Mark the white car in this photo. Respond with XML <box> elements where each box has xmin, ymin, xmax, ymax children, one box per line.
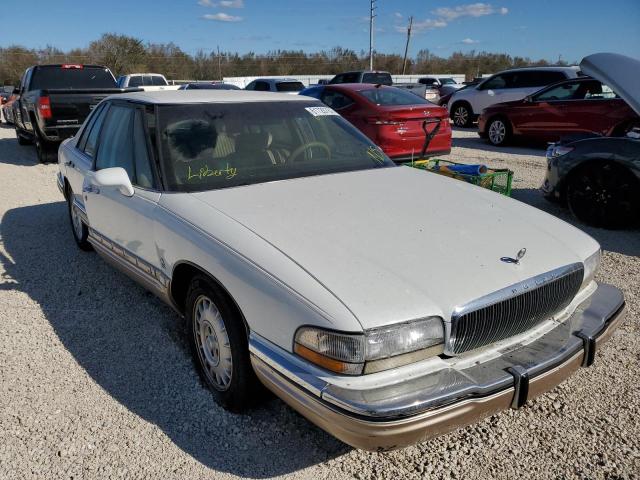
<box><xmin>116</xmin><ymin>73</ymin><xmax>180</xmax><ymax>92</ymax></box>
<box><xmin>57</xmin><ymin>90</ymin><xmax>625</xmax><ymax>451</ymax></box>
<box><xmin>244</xmin><ymin>78</ymin><xmax>305</xmax><ymax>94</ymax></box>
<box><xmin>448</xmin><ymin>66</ymin><xmax>580</xmax><ymax>127</ymax></box>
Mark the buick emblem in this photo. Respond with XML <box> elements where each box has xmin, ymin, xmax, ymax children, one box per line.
<box><xmin>501</xmin><ymin>248</ymin><xmax>527</xmax><ymax>264</ymax></box>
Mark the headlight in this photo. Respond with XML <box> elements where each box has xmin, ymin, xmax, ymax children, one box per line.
<box><xmin>294</xmin><ymin>317</ymin><xmax>445</xmax><ymax>375</ymax></box>
<box><xmin>549</xmin><ymin>145</ymin><xmax>574</xmax><ymax>158</ymax></box>
<box><xmin>582</xmin><ymin>249</ymin><xmax>601</xmax><ymax>290</ymax></box>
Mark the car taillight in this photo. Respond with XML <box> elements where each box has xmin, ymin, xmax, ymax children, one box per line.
<box><xmin>62</xmin><ymin>64</ymin><xmax>83</xmax><ymax>69</ymax></box>
<box><xmin>367</xmin><ymin>116</ymin><xmax>403</xmax><ymax>126</ymax></box>
<box><xmin>38</xmin><ymin>97</ymin><xmax>52</xmax><ymax>119</ymax></box>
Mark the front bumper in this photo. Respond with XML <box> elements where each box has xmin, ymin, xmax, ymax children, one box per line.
<box><xmin>250</xmin><ymin>283</ymin><xmax>625</xmax><ymax>451</ymax></box>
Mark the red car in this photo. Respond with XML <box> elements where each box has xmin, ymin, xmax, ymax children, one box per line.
<box><xmin>478</xmin><ymin>77</ymin><xmax>638</xmax><ymax>146</ymax></box>
<box><xmin>300</xmin><ymin>83</ymin><xmax>451</xmax><ymax>161</ymax></box>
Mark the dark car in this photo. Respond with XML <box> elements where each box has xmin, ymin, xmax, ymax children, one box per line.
<box><xmin>13</xmin><ymin>64</ymin><xmax>135</xmax><ymax>162</ymax></box>
<box><xmin>300</xmin><ymin>83</ymin><xmax>451</xmax><ymax>161</ymax></box>
<box><xmin>479</xmin><ymin>77</ymin><xmax>638</xmax><ymax>146</ymax></box>
<box><xmin>329</xmin><ymin>70</ymin><xmax>393</xmax><ymax>86</ymax></box>
<box><xmin>177</xmin><ymin>82</ymin><xmax>240</xmax><ymax>90</ymax></box>
<box><xmin>542</xmin><ymin>53</ymin><xmax>640</xmax><ymax>229</ymax></box>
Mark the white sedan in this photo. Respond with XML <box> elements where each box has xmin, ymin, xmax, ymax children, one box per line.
<box><xmin>57</xmin><ymin>90</ymin><xmax>625</xmax><ymax>451</ymax></box>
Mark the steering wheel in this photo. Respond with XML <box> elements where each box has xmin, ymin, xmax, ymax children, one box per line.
<box><xmin>289</xmin><ymin>141</ymin><xmax>331</xmax><ymax>163</ymax></box>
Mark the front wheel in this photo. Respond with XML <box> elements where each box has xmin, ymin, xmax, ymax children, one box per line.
<box><xmin>487</xmin><ymin>118</ymin><xmax>511</xmax><ymax>146</ymax></box>
<box><xmin>567</xmin><ymin>162</ymin><xmax>640</xmax><ymax>229</ymax></box>
<box><xmin>186</xmin><ymin>275</ymin><xmax>262</xmax><ymax>412</ymax></box>
<box><xmin>451</xmin><ymin>103</ymin><xmax>473</xmax><ymax>128</ymax></box>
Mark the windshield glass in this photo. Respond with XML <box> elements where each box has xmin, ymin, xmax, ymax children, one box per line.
<box><xmin>362</xmin><ymin>72</ymin><xmax>393</xmax><ymax>85</ymax></box>
<box><xmin>30</xmin><ymin>66</ymin><xmax>116</xmax><ymax>90</ymax></box>
<box><xmin>157</xmin><ymin>101</ymin><xmax>394</xmax><ymax>192</ymax></box>
<box><xmin>359</xmin><ymin>87</ymin><xmax>430</xmax><ymax>106</ymax></box>
<box><xmin>276</xmin><ymin>82</ymin><xmax>305</xmax><ymax>92</ymax></box>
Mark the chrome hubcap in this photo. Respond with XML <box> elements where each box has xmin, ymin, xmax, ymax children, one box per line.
<box><xmin>70</xmin><ymin>202</ymin><xmax>83</xmax><ymax>239</ymax></box>
<box><xmin>193</xmin><ymin>295</ymin><xmax>232</xmax><ymax>391</ymax></box>
<box><xmin>454</xmin><ymin>107</ymin><xmax>468</xmax><ymax>126</ymax></box>
<box><xmin>489</xmin><ymin>120</ymin><xmax>506</xmax><ymax>144</ymax></box>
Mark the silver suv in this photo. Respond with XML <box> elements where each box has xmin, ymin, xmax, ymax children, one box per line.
<box><xmin>448</xmin><ymin>67</ymin><xmax>580</xmax><ymax>127</ymax></box>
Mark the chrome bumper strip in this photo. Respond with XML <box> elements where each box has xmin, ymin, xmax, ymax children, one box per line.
<box><xmin>249</xmin><ymin>283</ymin><xmax>624</xmax><ymax>420</ymax></box>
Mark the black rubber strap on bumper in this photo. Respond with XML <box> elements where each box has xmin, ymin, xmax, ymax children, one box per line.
<box><xmin>507</xmin><ymin>366</ymin><xmax>530</xmax><ymax>409</ymax></box>
<box><xmin>575</xmin><ymin>331</ymin><xmax>597</xmax><ymax>367</ymax></box>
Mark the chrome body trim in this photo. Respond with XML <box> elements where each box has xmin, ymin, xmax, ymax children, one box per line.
<box><xmin>446</xmin><ymin>263</ymin><xmax>584</xmax><ymax>355</ymax></box>
<box><xmin>88</xmin><ymin>228</ymin><xmax>170</xmax><ymax>293</ymax></box>
<box><xmin>249</xmin><ymin>283</ymin><xmax>624</xmax><ymax>420</ymax></box>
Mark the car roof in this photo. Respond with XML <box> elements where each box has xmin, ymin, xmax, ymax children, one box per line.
<box><xmin>126</xmin><ymin>73</ymin><xmax>166</xmax><ymax>77</ymax></box>
<box><xmin>108</xmin><ymin>90</ymin><xmax>314</xmax><ymax>104</ymax></box>
<box><xmin>252</xmin><ymin>78</ymin><xmax>302</xmax><ymax>83</ymax></box>
<box><xmin>494</xmin><ymin>66</ymin><xmax>580</xmax><ymax>74</ymax></box>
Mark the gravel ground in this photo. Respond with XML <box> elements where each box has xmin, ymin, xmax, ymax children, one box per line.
<box><xmin>0</xmin><ymin>124</ymin><xmax>638</xmax><ymax>480</ymax></box>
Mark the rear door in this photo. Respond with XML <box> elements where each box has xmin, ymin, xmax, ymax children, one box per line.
<box><xmin>83</xmin><ymin>103</ymin><xmax>161</xmax><ymax>272</ymax></box>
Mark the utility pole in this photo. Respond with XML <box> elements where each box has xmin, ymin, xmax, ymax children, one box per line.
<box><xmin>369</xmin><ymin>0</ymin><xmax>377</xmax><ymax>70</ymax></box>
<box><xmin>217</xmin><ymin>45</ymin><xmax>222</xmax><ymax>80</ymax></box>
<box><xmin>402</xmin><ymin>15</ymin><xmax>413</xmax><ymax>75</ymax></box>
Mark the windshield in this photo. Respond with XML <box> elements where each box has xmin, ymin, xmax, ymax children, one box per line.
<box><xmin>276</xmin><ymin>82</ymin><xmax>305</xmax><ymax>92</ymax></box>
<box><xmin>157</xmin><ymin>101</ymin><xmax>394</xmax><ymax>192</ymax></box>
<box><xmin>359</xmin><ymin>87</ymin><xmax>430</xmax><ymax>106</ymax></box>
<box><xmin>30</xmin><ymin>66</ymin><xmax>116</xmax><ymax>90</ymax></box>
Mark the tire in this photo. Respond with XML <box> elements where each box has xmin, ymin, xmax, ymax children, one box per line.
<box><xmin>34</xmin><ymin>131</ymin><xmax>56</xmax><ymax>163</ymax></box>
<box><xmin>67</xmin><ymin>187</ymin><xmax>92</xmax><ymax>251</ymax></box>
<box><xmin>451</xmin><ymin>103</ymin><xmax>473</xmax><ymax>128</ymax></box>
<box><xmin>567</xmin><ymin>162</ymin><xmax>640</xmax><ymax>229</ymax></box>
<box><xmin>487</xmin><ymin>117</ymin><xmax>511</xmax><ymax>146</ymax></box>
<box><xmin>186</xmin><ymin>275</ymin><xmax>262</xmax><ymax>412</ymax></box>
<box><xmin>15</xmin><ymin>128</ymin><xmax>32</xmax><ymax>146</ymax></box>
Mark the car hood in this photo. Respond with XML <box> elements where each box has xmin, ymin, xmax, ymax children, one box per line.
<box><xmin>189</xmin><ymin>167</ymin><xmax>597</xmax><ymax>329</ymax></box>
<box><xmin>580</xmin><ymin>52</ymin><xmax>640</xmax><ymax>116</ymax></box>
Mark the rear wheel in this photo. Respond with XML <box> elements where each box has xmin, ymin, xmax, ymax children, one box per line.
<box><xmin>34</xmin><ymin>132</ymin><xmax>56</xmax><ymax>163</ymax></box>
<box><xmin>67</xmin><ymin>187</ymin><xmax>92</xmax><ymax>251</ymax></box>
<box><xmin>186</xmin><ymin>275</ymin><xmax>262</xmax><ymax>412</ymax></box>
<box><xmin>451</xmin><ymin>103</ymin><xmax>473</xmax><ymax>128</ymax></box>
<box><xmin>487</xmin><ymin>117</ymin><xmax>511</xmax><ymax>146</ymax></box>
<box><xmin>567</xmin><ymin>162</ymin><xmax>640</xmax><ymax>229</ymax></box>
<box><xmin>15</xmin><ymin>127</ymin><xmax>31</xmax><ymax>146</ymax></box>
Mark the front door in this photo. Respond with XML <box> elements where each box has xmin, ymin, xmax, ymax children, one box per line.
<box><xmin>83</xmin><ymin>103</ymin><xmax>163</xmax><ymax>284</ymax></box>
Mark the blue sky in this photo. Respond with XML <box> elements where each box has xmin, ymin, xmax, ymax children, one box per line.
<box><xmin>2</xmin><ymin>0</ymin><xmax>638</xmax><ymax>62</ymax></box>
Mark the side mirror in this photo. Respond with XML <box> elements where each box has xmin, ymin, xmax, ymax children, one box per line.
<box><xmin>94</xmin><ymin>167</ymin><xmax>134</xmax><ymax>197</ymax></box>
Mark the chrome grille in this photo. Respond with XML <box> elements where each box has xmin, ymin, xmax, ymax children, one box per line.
<box><xmin>448</xmin><ymin>263</ymin><xmax>584</xmax><ymax>355</ymax></box>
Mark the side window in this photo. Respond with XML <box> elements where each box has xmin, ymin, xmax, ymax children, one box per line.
<box><xmin>321</xmin><ymin>91</ymin><xmax>354</xmax><ymax>110</ymax></box>
<box><xmin>245</xmin><ymin>81</ymin><xmax>256</xmax><ymax>90</ymax></box>
<box><xmin>128</xmin><ymin>76</ymin><xmax>143</xmax><ymax>87</ymax></box>
<box><xmin>254</xmin><ymin>81</ymin><xmax>270</xmax><ymax>91</ymax></box>
<box><xmin>538</xmin><ymin>71</ymin><xmax>567</xmax><ymax>85</ymax></box>
<box><xmin>132</xmin><ymin>109</ymin><xmax>155</xmax><ymax>188</ymax></box>
<box><xmin>330</xmin><ymin>74</ymin><xmax>344</xmax><ymax>84</ymax></box>
<box><xmin>143</xmin><ymin>76</ymin><xmax>154</xmax><ymax>86</ymax></box>
<box><xmin>152</xmin><ymin>76</ymin><xmax>167</xmax><ymax>86</ymax></box>
<box><xmin>95</xmin><ymin>106</ymin><xmax>135</xmax><ymax>180</ymax></box>
<box><xmin>80</xmin><ymin>103</ymin><xmax>110</xmax><ymax>157</ymax></box>
<box><xmin>534</xmin><ymin>82</ymin><xmax>581</xmax><ymax>102</ymax></box>
<box><xmin>479</xmin><ymin>74</ymin><xmax>506</xmax><ymax>90</ymax></box>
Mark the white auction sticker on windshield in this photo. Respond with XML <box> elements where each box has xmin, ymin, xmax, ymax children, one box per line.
<box><xmin>305</xmin><ymin>106</ymin><xmax>339</xmax><ymax>116</ymax></box>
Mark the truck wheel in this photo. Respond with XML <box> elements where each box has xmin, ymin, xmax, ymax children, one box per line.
<box><xmin>567</xmin><ymin>162</ymin><xmax>640</xmax><ymax>229</ymax></box>
<box><xmin>487</xmin><ymin>117</ymin><xmax>511</xmax><ymax>146</ymax></box>
<box><xmin>186</xmin><ymin>274</ymin><xmax>262</xmax><ymax>412</ymax></box>
<box><xmin>34</xmin><ymin>132</ymin><xmax>56</xmax><ymax>163</ymax></box>
<box><xmin>67</xmin><ymin>187</ymin><xmax>92</xmax><ymax>251</ymax></box>
<box><xmin>451</xmin><ymin>103</ymin><xmax>473</xmax><ymax>128</ymax></box>
<box><xmin>15</xmin><ymin>128</ymin><xmax>32</xmax><ymax>146</ymax></box>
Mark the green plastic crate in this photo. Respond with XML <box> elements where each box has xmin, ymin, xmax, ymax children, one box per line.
<box><xmin>407</xmin><ymin>158</ymin><xmax>514</xmax><ymax>197</ymax></box>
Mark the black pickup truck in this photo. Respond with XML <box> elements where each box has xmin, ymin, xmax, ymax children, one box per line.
<box><xmin>13</xmin><ymin>64</ymin><xmax>136</xmax><ymax>162</ymax></box>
